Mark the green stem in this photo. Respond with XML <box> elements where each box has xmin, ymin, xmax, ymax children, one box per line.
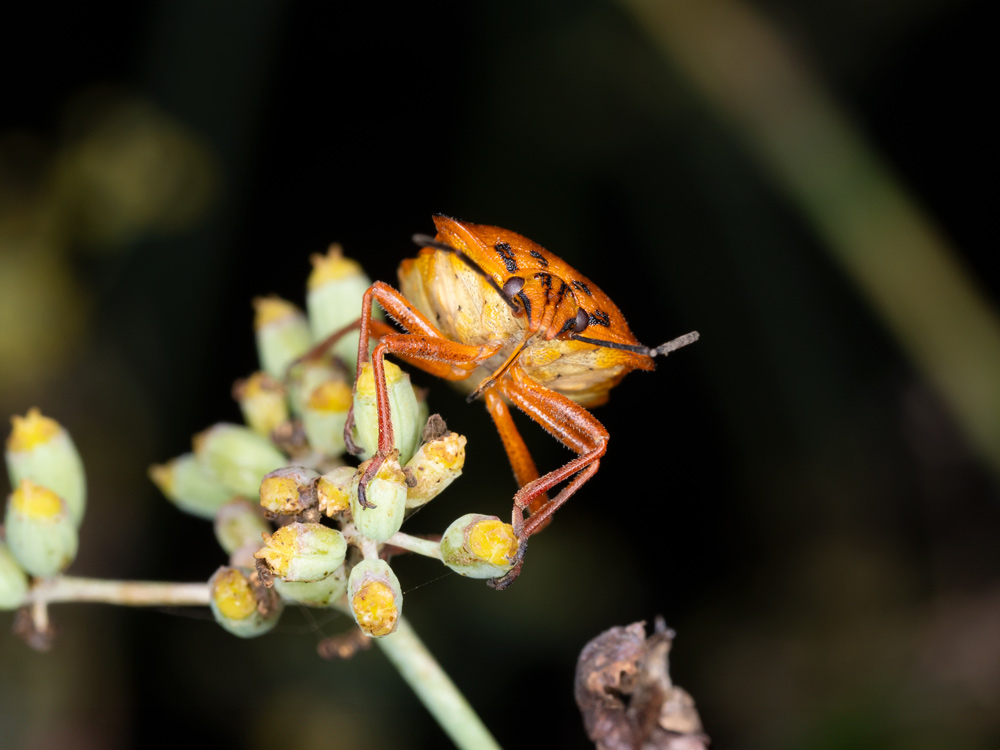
<box><xmin>26</xmin><ymin>576</ymin><xmax>210</xmax><ymax>606</ymax></box>
<box><xmin>376</xmin><ymin>617</ymin><xmax>502</xmax><ymax>750</ymax></box>
<box><xmin>386</xmin><ymin>531</ymin><xmax>442</xmax><ymax>559</ymax></box>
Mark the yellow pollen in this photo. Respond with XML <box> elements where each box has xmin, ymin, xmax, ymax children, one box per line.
<box><xmin>468</xmin><ymin>520</ymin><xmax>517</xmax><ymax>566</ymax></box>
<box><xmin>253</xmin><ymin>527</ymin><xmax>295</xmax><ymax>577</ymax></box>
<box><xmin>253</xmin><ymin>296</ymin><xmax>302</xmax><ymax>330</ymax></box>
<box><xmin>317</xmin><ymin>476</ymin><xmax>351</xmax><ymax>515</ymax></box>
<box><xmin>8</xmin><ymin>408</ymin><xmax>61</xmax><ymax>452</ymax></box>
<box><xmin>307</xmin><ymin>381</ymin><xmax>353</xmax><ymax>412</ymax></box>
<box><xmin>212</xmin><ymin>569</ymin><xmax>257</xmax><ymax>620</ymax></box>
<box><xmin>352</xmin><ymin>581</ymin><xmax>398</xmax><ymax>637</ymax></box>
<box><xmin>355</xmin><ymin>361</ymin><xmax>405</xmax><ymax>398</ymax></box>
<box><xmin>10</xmin><ymin>478</ymin><xmax>65</xmax><ymax>520</ymax></box>
<box><xmin>307</xmin><ymin>244</ymin><xmax>363</xmax><ymax>290</ymax></box>
<box><xmin>259</xmin><ymin>474</ymin><xmax>301</xmax><ymax>513</ymax></box>
<box><xmin>424</xmin><ymin>434</ymin><xmax>466</xmax><ymax>469</ymax></box>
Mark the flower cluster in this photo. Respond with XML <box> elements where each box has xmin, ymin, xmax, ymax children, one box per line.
<box><xmin>145</xmin><ymin>245</ymin><xmax>518</xmax><ymax>638</ymax></box>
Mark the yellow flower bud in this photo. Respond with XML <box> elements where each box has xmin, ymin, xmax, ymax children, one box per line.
<box><xmin>404</xmin><ymin>431</ymin><xmax>466</xmax><ymax>508</ymax></box>
<box><xmin>209</xmin><ymin>566</ymin><xmax>283</xmax><ymax>638</ymax></box>
<box><xmin>352</xmin><ymin>361</ymin><xmax>422</xmax><ymax>464</ymax></box>
<box><xmin>4</xmin><ymin>479</ymin><xmax>79</xmax><ymax>578</ymax></box>
<box><xmin>233</xmin><ymin>372</ymin><xmax>289</xmax><ymax>436</ymax></box>
<box><xmin>306</xmin><ymin>245</ymin><xmax>378</xmax><ymax>370</ymax></box>
<box><xmin>6</xmin><ymin>408</ymin><xmax>86</xmax><ymax>527</ymax></box>
<box><xmin>440</xmin><ymin>514</ymin><xmax>517</xmax><ymax>579</ymax></box>
<box><xmin>253</xmin><ymin>296</ymin><xmax>312</xmax><ymax>379</ymax></box>
<box><xmin>347</xmin><ymin>559</ymin><xmax>402</xmax><ymax>637</ymax></box>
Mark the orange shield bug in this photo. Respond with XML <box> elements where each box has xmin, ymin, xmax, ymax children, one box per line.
<box><xmin>339</xmin><ymin>215</ymin><xmax>698</xmax><ymax>588</ymax></box>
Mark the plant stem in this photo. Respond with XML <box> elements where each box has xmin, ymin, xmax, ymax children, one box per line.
<box><xmin>386</xmin><ymin>531</ymin><xmax>442</xmax><ymax>559</ymax></box>
<box><xmin>26</xmin><ymin>576</ymin><xmax>210</xmax><ymax>606</ymax></box>
<box><xmin>376</xmin><ymin>616</ymin><xmax>502</xmax><ymax>750</ymax></box>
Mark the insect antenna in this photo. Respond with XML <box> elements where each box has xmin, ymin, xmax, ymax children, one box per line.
<box><xmin>411</xmin><ymin>233</ymin><xmax>521</xmax><ymax>312</ymax></box>
<box><xmin>650</xmin><ymin>331</ymin><xmax>700</xmax><ymax>357</ymax></box>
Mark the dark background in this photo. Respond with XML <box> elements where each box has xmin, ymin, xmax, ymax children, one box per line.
<box><xmin>1</xmin><ymin>2</ymin><xmax>996</xmax><ymax>749</ymax></box>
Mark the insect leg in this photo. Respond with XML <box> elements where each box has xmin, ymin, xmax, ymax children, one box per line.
<box><xmin>489</xmin><ymin>364</ymin><xmax>608</xmax><ymax>588</ymax></box>
<box><xmin>355</xmin><ymin>332</ymin><xmax>500</xmax><ymax>506</ymax></box>
<box><xmin>483</xmin><ymin>387</ymin><xmax>548</xmax><ymax>512</ymax></box>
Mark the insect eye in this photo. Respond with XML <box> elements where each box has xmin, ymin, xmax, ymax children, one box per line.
<box><xmin>502</xmin><ymin>276</ymin><xmax>525</xmax><ymax>298</ymax></box>
<box><xmin>572</xmin><ymin>308</ymin><xmax>590</xmax><ymax>333</ymax></box>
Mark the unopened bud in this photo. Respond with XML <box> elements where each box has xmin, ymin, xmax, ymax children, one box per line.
<box><xmin>149</xmin><ymin>453</ymin><xmax>234</xmax><ymax>519</ymax></box>
<box><xmin>0</xmin><ymin>541</ymin><xmax>29</xmax><ymax>610</ymax></box>
<box><xmin>351</xmin><ymin>454</ymin><xmax>407</xmax><ymax>542</ymax></box>
<box><xmin>353</xmin><ymin>361</ymin><xmax>422</xmax><ymax>464</ymax></box>
<box><xmin>302</xmin><ymin>380</ymin><xmax>352</xmax><ymax>457</ymax></box>
<box><xmin>306</xmin><ymin>245</ymin><xmax>378</xmax><ymax>370</ymax></box>
<box><xmin>4</xmin><ymin>479</ymin><xmax>79</xmax><ymax>578</ymax></box>
<box><xmin>233</xmin><ymin>372</ymin><xmax>289</xmax><ymax>436</ymax></box>
<box><xmin>258</xmin><ymin>465</ymin><xmax>319</xmax><ymax>516</ymax></box>
<box><xmin>274</xmin><ymin>565</ymin><xmax>348</xmax><ymax>607</ymax></box>
<box><xmin>317</xmin><ymin>466</ymin><xmax>356</xmax><ymax>517</ymax></box>
<box><xmin>214</xmin><ymin>498</ymin><xmax>270</xmax><ymax>556</ymax></box>
<box><xmin>209</xmin><ymin>566</ymin><xmax>283</xmax><ymax>638</ymax></box>
<box><xmin>193</xmin><ymin>423</ymin><xmax>286</xmax><ymax>498</ymax></box>
<box><xmin>6</xmin><ymin>409</ymin><xmax>86</xmax><ymax>527</ymax></box>
<box><xmin>254</xmin><ymin>522</ymin><xmax>347</xmax><ymax>582</ymax></box>
<box><xmin>348</xmin><ymin>558</ymin><xmax>402</xmax><ymax>637</ymax></box>
<box><xmin>404</xmin><ymin>432</ymin><xmax>466</xmax><ymax>508</ymax></box>
<box><xmin>253</xmin><ymin>296</ymin><xmax>312</xmax><ymax>379</ymax></box>
<box><xmin>286</xmin><ymin>357</ymin><xmax>343</xmax><ymax>417</ymax></box>
<box><xmin>440</xmin><ymin>514</ymin><xmax>517</xmax><ymax>579</ymax></box>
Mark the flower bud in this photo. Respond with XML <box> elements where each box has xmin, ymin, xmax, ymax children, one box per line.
<box><xmin>347</xmin><ymin>558</ymin><xmax>402</xmax><ymax>637</ymax></box>
<box><xmin>149</xmin><ymin>453</ymin><xmax>234</xmax><ymax>519</ymax></box>
<box><xmin>350</xmin><ymin>454</ymin><xmax>407</xmax><ymax>543</ymax></box>
<box><xmin>440</xmin><ymin>514</ymin><xmax>517</xmax><ymax>579</ymax></box>
<box><xmin>232</xmin><ymin>372</ymin><xmax>289</xmax><ymax>436</ymax></box>
<box><xmin>302</xmin><ymin>380</ymin><xmax>352</xmax><ymax>457</ymax></box>
<box><xmin>0</xmin><ymin>541</ymin><xmax>29</xmax><ymax>610</ymax></box>
<box><xmin>274</xmin><ymin>565</ymin><xmax>348</xmax><ymax>607</ymax></box>
<box><xmin>353</xmin><ymin>361</ymin><xmax>422</xmax><ymax>464</ymax></box>
<box><xmin>193</xmin><ymin>423</ymin><xmax>286</xmax><ymax>498</ymax></box>
<box><xmin>258</xmin><ymin>465</ymin><xmax>319</xmax><ymax>516</ymax></box>
<box><xmin>253</xmin><ymin>296</ymin><xmax>312</xmax><ymax>379</ymax></box>
<box><xmin>4</xmin><ymin>479</ymin><xmax>79</xmax><ymax>578</ymax></box>
<box><xmin>404</xmin><ymin>431</ymin><xmax>466</xmax><ymax>508</ymax></box>
<box><xmin>306</xmin><ymin>245</ymin><xmax>378</xmax><ymax>370</ymax></box>
<box><xmin>286</xmin><ymin>357</ymin><xmax>343</xmax><ymax>417</ymax></box>
<box><xmin>209</xmin><ymin>566</ymin><xmax>283</xmax><ymax>638</ymax></box>
<box><xmin>6</xmin><ymin>408</ymin><xmax>87</xmax><ymax>527</ymax></box>
<box><xmin>317</xmin><ymin>466</ymin><xmax>356</xmax><ymax>517</ymax></box>
<box><xmin>254</xmin><ymin>522</ymin><xmax>347</xmax><ymax>582</ymax></box>
<box><xmin>214</xmin><ymin>498</ymin><xmax>270</xmax><ymax>556</ymax></box>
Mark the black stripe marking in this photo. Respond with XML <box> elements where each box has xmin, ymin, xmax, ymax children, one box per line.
<box><xmin>529</xmin><ymin>249</ymin><xmax>549</xmax><ymax>267</ymax></box>
<box><xmin>571</xmin><ymin>334</ymin><xmax>652</xmax><ymax>355</ymax></box>
<box><xmin>571</xmin><ymin>280</ymin><xmax>592</xmax><ymax>296</ymax></box>
<box><xmin>494</xmin><ymin>242</ymin><xmax>517</xmax><ymax>273</ymax></box>
<box><xmin>589</xmin><ymin>309</ymin><xmax>611</xmax><ymax>327</ymax></box>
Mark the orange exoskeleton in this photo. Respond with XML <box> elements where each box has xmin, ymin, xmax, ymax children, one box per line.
<box><xmin>339</xmin><ymin>215</ymin><xmax>697</xmax><ymax>588</ymax></box>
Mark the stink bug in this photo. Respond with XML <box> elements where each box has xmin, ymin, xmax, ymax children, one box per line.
<box><xmin>338</xmin><ymin>216</ymin><xmax>698</xmax><ymax>588</ymax></box>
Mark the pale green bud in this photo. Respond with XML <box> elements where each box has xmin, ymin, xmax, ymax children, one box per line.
<box><xmin>286</xmin><ymin>357</ymin><xmax>343</xmax><ymax>417</ymax></box>
<box><xmin>0</xmin><ymin>540</ymin><xmax>29</xmax><ymax>610</ymax></box>
<box><xmin>404</xmin><ymin>431</ymin><xmax>466</xmax><ymax>508</ymax></box>
<box><xmin>209</xmin><ymin>566</ymin><xmax>283</xmax><ymax>638</ymax></box>
<box><xmin>193</xmin><ymin>423</ymin><xmax>286</xmax><ymax>499</ymax></box>
<box><xmin>440</xmin><ymin>514</ymin><xmax>517</xmax><ymax>579</ymax></box>
<box><xmin>258</xmin><ymin>465</ymin><xmax>319</xmax><ymax>516</ymax></box>
<box><xmin>306</xmin><ymin>245</ymin><xmax>379</xmax><ymax>371</ymax></box>
<box><xmin>253</xmin><ymin>296</ymin><xmax>312</xmax><ymax>379</ymax></box>
<box><xmin>232</xmin><ymin>372</ymin><xmax>289</xmax><ymax>436</ymax></box>
<box><xmin>274</xmin><ymin>564</ymin><xmax>348</xmax><ymax>607</ymax></box>
<box><xmin>4</xmin><ymin>479</ymin><xmax>79</xmax><ymax>578</ymax></box>
<box><xmin>317</xmin><ymin>466</ymin><xmax>356</xmax><ymax>517</ymax></box>
<box><xmin>350</xmin><ymin>455</ymin><xmax>407</xmax><ymax>543</ymax></box>
<box><xmin>347</xmin><ymin>559</ymin><xmax>402</xmax><ymax>637</ymax></box>
<box><xmin>301</xmin><ymin>380</ymin><xmax>352</xmax><ymax>457</ymax></box>
<box><xmin>254</xmin><ymin>522</ymin><xmax>347</xmax><ymax>582</ymax></box>
<box><xmin>6</xmin><ymin>409</ymin><xmax>87</xmax><ymax>527</ymax></box>
<box><xmin>149</xmin><ymin>453</ymin><xmax>234</xmax><ymax>519</ymax></box>
<box><xmin>214</xmin><ymin>498</ymin><xmax>270</xmax><ymax>556</ymax></box>
<box><xmin>352</xmin><ymin>361</ymin><xmax>422</xmax><ymax>464</ymax></box>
